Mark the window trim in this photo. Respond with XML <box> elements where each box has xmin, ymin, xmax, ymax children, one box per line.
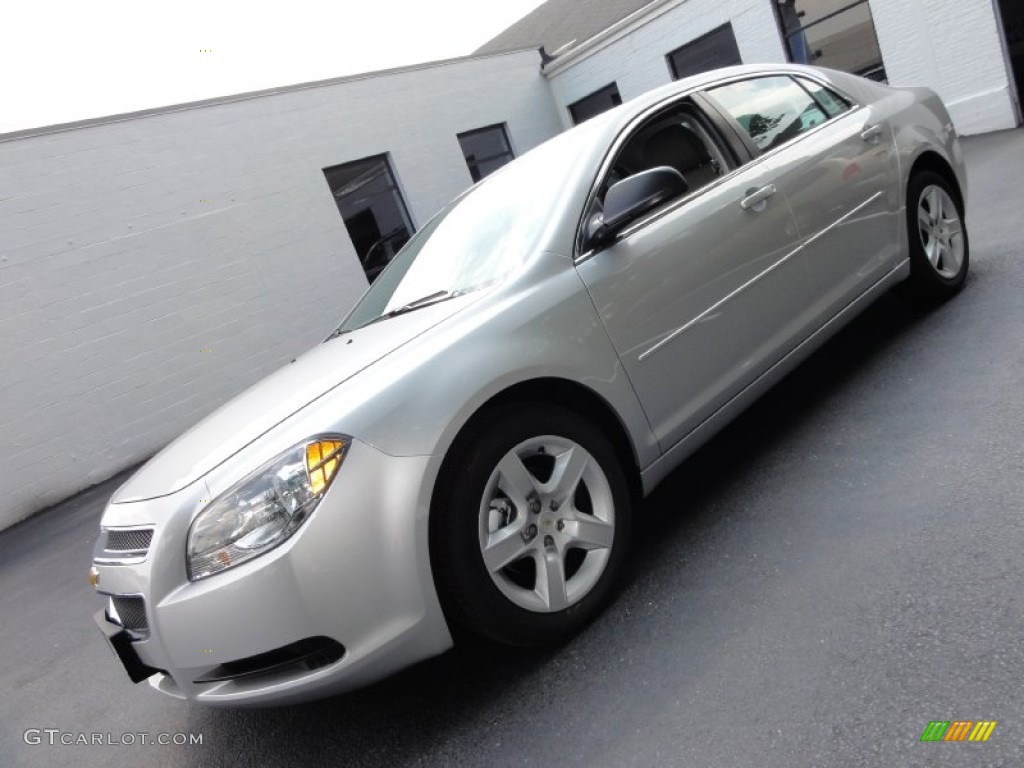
<box><xmin>573</xmin><ymin>70</ymin><xmax>861</xmax><ymax>262</ymax></box>
<box><xmin>456</xmin><ymin>123</ymin><xmax>516</xmax><ymax>183</ymax></box>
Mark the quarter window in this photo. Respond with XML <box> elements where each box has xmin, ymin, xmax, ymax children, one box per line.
<box><xmin>708</xmin><ymin>76</ymin><xmax>829</xmax><ymax>153</ymax></box>
<box><xmin>568</xmin><ymin>83</ymin><xmax>623</xmax><ymax>125</ymax></box>
<box><xmin>796</xmin><ymin>76</ymin><xmax>851</xmax><ymax>117</ymax></box>
<box><xmin>457</xmin><ymin>124</ymin><xmax>515</xmax><ymax>183</ymax></box>
<box><xmin>323</xmin><ymin>154</ymin><xmax>414</xmax><ymax>284</ymax></box>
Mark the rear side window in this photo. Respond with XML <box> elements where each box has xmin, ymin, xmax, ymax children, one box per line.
<box><xmin>708</xmin><ymin>76</ymin><xmax>828</xmax><ymax>153</ymax></box>
<box><xmin>796</xmin><ymin>77</ymin><xmax>851</xmax><ymax>118</ymax></box>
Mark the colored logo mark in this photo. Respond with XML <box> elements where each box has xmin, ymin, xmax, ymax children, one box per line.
<box><xmin>920</xmin><ymin>720</ymin><xmax>997</xmax><ymax>742</ymax></box>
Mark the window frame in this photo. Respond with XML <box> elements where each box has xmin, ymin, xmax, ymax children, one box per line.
<box><xmin>322</xmin><ymin>152</ymin><xmax>416</xmax><ymax>283</ymax></box>
<box><xmin>665</xmin><ymin>22</ymin><xmax>743</xmax><ymax>81</ymax></box>
<box><xmin>456</xmin><ymin>123</ymin><xmax>516</xmax><ymax>183</ymax></box>
<box><xmin>770</xmin><ymin>0</ymin><xmax>887</xmax><ymax>82</ymax></box>
<box><xmin>568</xmin><ymin>83</ymin><xmax>624</xmax><ymax>125</ymax></box>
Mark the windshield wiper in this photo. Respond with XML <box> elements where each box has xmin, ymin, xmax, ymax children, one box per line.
<box><xmin>352</xmin><ymin>289</ymin><xmax>471</xmax><ymax>331</ymax></box>
<box><xmin>359</xmin><ymin>290</ymin><xmax>466</xmax><ymax>328</ymax></box>
<box><xmin>384</xmin><ymin>290</ymin><xmax>456</xmax><ymax>318</ymax></box>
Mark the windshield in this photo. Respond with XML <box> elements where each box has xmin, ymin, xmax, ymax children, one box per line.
<box><xmin>335</xmin><ymin>128</ymin><xmax>596</xmax><ymax>332</ymax></box>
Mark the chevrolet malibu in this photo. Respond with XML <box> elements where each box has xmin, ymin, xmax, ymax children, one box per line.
<box><xmin>92</xmin><ymin>64</ymin><xmax>969</xmax><ymax>705</ymax></box>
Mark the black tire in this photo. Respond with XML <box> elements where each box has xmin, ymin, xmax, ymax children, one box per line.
<box><xmin>430</xmin><ymin>403</ymin><xmax>632</xmax><ymax>647</ymax></box>
<box><xmin>903</xmin><ymin>170</ymin><xmax>969</xmax><ymax>303</ymax></box>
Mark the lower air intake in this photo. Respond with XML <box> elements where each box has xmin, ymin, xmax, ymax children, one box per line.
<box><xmin>194</xmin><ymin>636</ymin><xmax>345</xmax><ymax>684</ymax></box>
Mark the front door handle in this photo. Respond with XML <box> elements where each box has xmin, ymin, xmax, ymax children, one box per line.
<box><xmin>861</xmin><ymin>124</ymin><xmax>883</xmax><ymax>142</ymax></box>
<box><xmin>740</xmin><ymin>184</ymin><xmax>778</xmax><ymax>212</ymax></box>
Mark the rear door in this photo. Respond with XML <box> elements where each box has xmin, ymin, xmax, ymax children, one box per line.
<box><xmin>704</xmin><ymin>74</ymin><xmax>900</xmax><ymax>324</ymax></box>
<box><xmin>574</xmin><ymin>99</ymin><xmax>810</xmax><ymax>452</ymax></box>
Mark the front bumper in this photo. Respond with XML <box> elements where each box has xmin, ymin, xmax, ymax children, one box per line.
<box><xmin>92</xmin><ymin>439</ymin><xmax>452</xmax><ymax>706</ymax></box>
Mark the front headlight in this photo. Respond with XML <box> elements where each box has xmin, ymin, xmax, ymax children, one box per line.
<box><xmin>186</xmin><ymin>437</ymin><xmax>349</xmax><ymax>581</ymax></box>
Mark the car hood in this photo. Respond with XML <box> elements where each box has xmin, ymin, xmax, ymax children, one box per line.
<box><xmin>112</xmin><ymin>298</ymin><xmax>475</xmax><ymax>503</ymax></box>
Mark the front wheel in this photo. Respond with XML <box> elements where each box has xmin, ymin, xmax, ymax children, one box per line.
<box><xmin>903</xmin><ymin>170</ymin><xmax>969</xmax><ymax>302</ymax></box>
<box><xmin>430</xmin><ymin>404</ymin><xmax>632</xmax><ymax>646</ymax></box>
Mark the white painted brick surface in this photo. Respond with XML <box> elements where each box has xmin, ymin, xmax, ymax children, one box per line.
<box><xmin>0</xmin><ymin>50</ymin><xmax>562</xmax><ymax>530</ymax></box>
<box><xmin>871</xmin><ymin>0</ymin><xmax>1018</xmax><ymax>134</ymax></box>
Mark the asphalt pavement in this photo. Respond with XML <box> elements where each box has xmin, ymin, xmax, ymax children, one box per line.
<box><xmin>2</xmin><ymin>128</ymin><xmax>1023</xmax><ymax>768</ymax></box>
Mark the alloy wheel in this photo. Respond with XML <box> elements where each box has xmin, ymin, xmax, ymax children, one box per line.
<box><xmin>478</xmin><ymin>436</ymin><xmax>615</xmax><ymax>613</ymax></box>
<box><xmin>917</xmin><ymin>184</ymin><xmax>965</xmax><ymax>279</ymax></box>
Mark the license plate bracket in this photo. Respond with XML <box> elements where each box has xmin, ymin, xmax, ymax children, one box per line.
<box><xmin>93</xmin><ymin>609</ymin><xmax>161</xmax><ymax>683</ymax></box>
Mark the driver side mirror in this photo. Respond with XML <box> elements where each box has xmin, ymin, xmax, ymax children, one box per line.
<box><xmin>585</xmin><ymin>166</ymin><xmax>688</xmax><ymax>251</ymax></box>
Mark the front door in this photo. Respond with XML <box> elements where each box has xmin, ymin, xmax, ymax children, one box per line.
<box><xmin>575</xmin><ymin>105</ymin><xmax>810</xmax><ymax>451</ymax></box>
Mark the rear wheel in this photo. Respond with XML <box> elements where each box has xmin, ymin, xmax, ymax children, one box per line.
<box><xmin>903</xmin><ymin>171</ymin><xmax>969</xmax><ymax>302</ymax></box>
<box><xmin>430</xmin><ymin>404</ymin><xmax>632</xmax><ymax>646</ymax></box>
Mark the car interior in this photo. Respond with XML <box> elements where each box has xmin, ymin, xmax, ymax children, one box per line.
<box><xmin>597</xmin><ymin>102</ymin><xmax>732</xmax><ymax>209</ymax></box>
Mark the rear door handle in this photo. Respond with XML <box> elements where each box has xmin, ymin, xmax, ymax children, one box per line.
<box><xmin>861</xmin><ymin>124</ymin><xmax>883</xmax><ymax>142</ymax></box>
<box><xmin>740</xmin><ymin>184</ymin><xmax>778</xmax><ymax>211</ymax></box>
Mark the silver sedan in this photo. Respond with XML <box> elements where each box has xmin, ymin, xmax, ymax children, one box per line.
<box><xmin>91</xmin><ymin>64</ymin><xmax>969</xmax><ymax>705</ymax></box>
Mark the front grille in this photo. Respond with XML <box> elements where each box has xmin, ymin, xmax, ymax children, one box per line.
<box><xmin>110</xmin><ymin>596</ymin><xmax>149</xmax><ymax>634</ymax></box>
<box><xmin>105</xmin><ymin>528</ymin><xmax>153</xmax><ymax>552</ymax></box>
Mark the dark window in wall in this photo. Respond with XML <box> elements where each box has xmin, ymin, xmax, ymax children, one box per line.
<box><xmin>323</xmin><ymin>154</ymin><xmax>414</xmax><ymax>283</ymax></box>
<box><xmin>457</xmin><ymin>124</ymin><xmax>515</xmax><ymax>182</ymax></box>
<box><xmin>774</xmin><ymin>0</ymin><xmax>886</xmax><ymax>81</ymax></box>
<box><xmin>996</xmin><ymin>0</ymin><xmax>1024</xmax><ymax>113</ymax></box>
<box><xmin>568</xmin><ymin>83</ymin><xmax>623</xmax><ymax>125</ymax></box>
<box><xmin>666</xmin><ymin>23</ymin><xmax>743</xmax><ymax>80</ymax></box>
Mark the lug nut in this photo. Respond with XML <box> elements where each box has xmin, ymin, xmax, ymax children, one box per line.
<box><xmin>550</xmin><ymin>499</ymin><xmax>560</xmax><ymax>511</ymax></box>
<box><xmin>529</xmin><ymin>497</ymin><xmax>541</xmax><ymax>514</ymax></box>
<box><xmin>556</xmin><ymin>520</ymin><xmax>565</xmax><ymax>531</ymax></box>
<box><xmin>522</xmin><ymin>524</ymin><xmax>538</xmax><ymax>541</ymax></box>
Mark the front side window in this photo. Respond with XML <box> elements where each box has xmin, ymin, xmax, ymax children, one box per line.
<box><xmin>708</xmin><ymin>76</ymin><xmax>829</xmax><ymax>153</ymax></box>
<box><xmin>586</xmin><ymin>101</ymin><xmax>733</xmax><ymax>229</ymax></box>
<box><xmin>774</xmin><ymin>0</ymin><xmax>886</xmax><ymax>81</ymax></box>
<box><xmin>568</xmin><ymin>83</ymin><xmax>623</xmax><ymax>125</ymax></box>
<box><xmin>323</xmin><ymin>155</ymin><xmax>414</xmax><ymax>284</ymax></box>
<box><xmin>457</xmin><ymin>124</ymin><xmax>515</xmax><ymax>183</ymax></box>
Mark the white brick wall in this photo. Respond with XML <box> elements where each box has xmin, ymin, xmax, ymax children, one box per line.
<box><xmin>0</xmin><ymin>50</ymin><xmax>562</xmax><ymax>531</ymax></box>
<box><xmin>871</xmin><ymin>0</ymin><xmax>1019</xmax><ymax>134</ymax></box>
<box><xmin>546</xmin><ymin>0</ymin><xmax>1019</xmax><ymax>135</ymax></box>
